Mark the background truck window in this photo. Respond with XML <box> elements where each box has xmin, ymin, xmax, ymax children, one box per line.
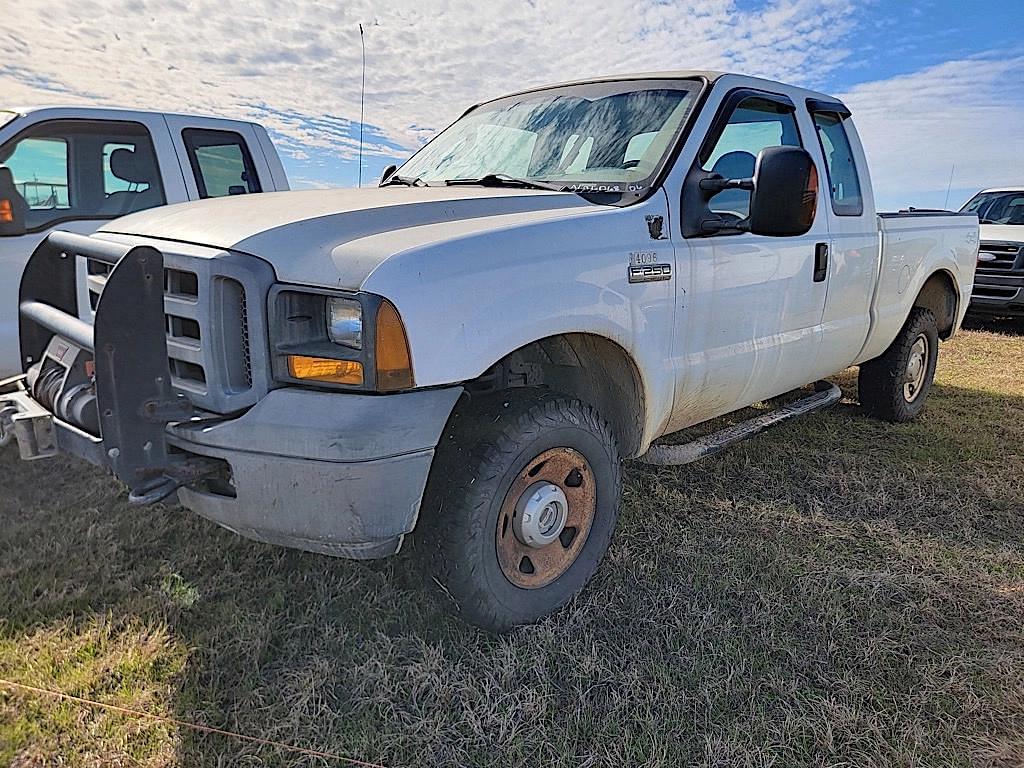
<box><xmin>4</xmin><ymin>137</ymin><xmax>70</xmax><ymax>209</ymax></box>
<box><xmin>700</xmin><ymin>97</ymin><xmax>802</xmax><ymax>220</ymax></box>
<box><xmin>812</xmin><ymin>112</ymin><xmax>864</xmax><ymax>216</ymax></box>
<box><xmin>104</xmin><ymin>142</ymin><xmax>150</xmax><ymax>194</ymax></box>
<box><xmin>181</xmin><ymin>128</ymin><xmax>262</xmax><ymax>198</ymax></box>
<box><xmin>962</xmin><ymin>191</ymin><xmax>1024</xmax><ymax>225</ymax></box>
<box><xmin>0</xmin><ymin>120</ymin><xmax>165</xmax><ymax>234</ymax></box>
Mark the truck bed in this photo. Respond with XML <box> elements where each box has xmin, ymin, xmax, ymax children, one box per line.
<box><xmin>857</xmin><ymin>211</ymin><xmax>979</xmax><ymax>364</ymax></box>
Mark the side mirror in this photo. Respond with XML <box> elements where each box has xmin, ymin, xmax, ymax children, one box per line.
<box><xmin>380</xmin><ymin>164</ymin><xmax>397</xmax><ymax>185</ymax></box>
<box><xmin>747</xmin><ymin>146</ymin><xmax>818</xmax><ymax>237</ymax></box>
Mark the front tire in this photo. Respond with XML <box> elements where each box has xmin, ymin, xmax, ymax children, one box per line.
<box><xmin>858</xmin><ymin>307</ymin><xmax>939</xmax><ymax>423</ymax></box>
<box><xmin>417</xmin><ymin>389</ymin><xmax>622</xmax><ymax>632</ymax></box>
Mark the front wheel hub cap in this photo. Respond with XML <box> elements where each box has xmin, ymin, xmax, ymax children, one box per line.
<box><xmin>514</xmin><ymin>481</ymin><xmax>569</xmax><ymax>548</ymax></box>
<box><xmin>496</xmin><ymin>447</ymin><xmax>597</xmax><ymax>589</ymax></box>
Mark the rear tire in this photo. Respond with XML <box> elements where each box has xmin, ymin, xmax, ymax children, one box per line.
<box><xmin>417</xmin><ymin>389</ymin><xmax>621</xmax><ymax>632</ymax></box>
<box><xmin>858</xmin><ymin>307</ymin><xmax>939</xmax><ymax>423</ymax></box>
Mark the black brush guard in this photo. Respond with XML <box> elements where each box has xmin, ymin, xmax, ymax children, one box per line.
<box><xmin>18</xmin><ymin>231</ymin><xmax>221</xmax><ymax>503</ymax></box>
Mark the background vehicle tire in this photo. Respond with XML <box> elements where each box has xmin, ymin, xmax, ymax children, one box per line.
<box><xmin>858</xmin><ymin>307</ymin><xmax>939</xmax><ymax>423</ymax></box>
<box><xmin>417</xmin><ymin>389</ymin><xmax>622</xmax><ymax>632</ymax></box>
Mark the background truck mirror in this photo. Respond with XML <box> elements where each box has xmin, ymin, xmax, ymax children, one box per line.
<box><xmin>380</xmin><ymin>164</ymin><xmax>397</xmax><ymax>185</ymax></box>
<box><xmin>748</xmin><ymin>146</ymin><xmax>818</xmax><ymax>237</ymax></box>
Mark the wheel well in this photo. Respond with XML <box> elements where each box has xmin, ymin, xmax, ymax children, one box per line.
<box><xmin>914</xmin><ymin>270</ymin><xmax>958</xmax><ymax>339</ymax></box>
<box><xmin>466</xmin><ymin>334</ymin><xmax>646</xmax><ymax>458</ymax></box>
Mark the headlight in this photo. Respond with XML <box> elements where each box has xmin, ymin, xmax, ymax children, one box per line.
<box><xmin>270</xmin><ymin>288</ymin><xmax>414</xmax><ymax>392</ymax></box>
<box><xmin>326</xmin><ymin>297</ymin><xmax>363</xmax><ymax>349</ymax></box>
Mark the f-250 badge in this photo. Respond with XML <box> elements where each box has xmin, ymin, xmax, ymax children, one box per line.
<box><xmin>628</xmin><ymin>251</ymin><xmax>672</xmax><ymax>283</ymax></box>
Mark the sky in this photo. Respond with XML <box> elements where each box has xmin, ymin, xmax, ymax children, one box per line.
<box><xmin>3</xmin><ymin>0</ymin><xmax>1023</xmax><ymax>211</ymax></box>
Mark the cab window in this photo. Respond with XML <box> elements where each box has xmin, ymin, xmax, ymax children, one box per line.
<box><xmin>182</xmin><ymin>129</ymin><xmax>261</xmax><ymax>198</ymax></box>
<box><xmin>812</xmin><ymin>111</ymin><xmax>864</xmax><ymax>216</ymax></box>
<box><xmin>5</xmin><ymin>137</ymin><xmax>70</xmax><ymax>210</ymax></box>
<box><xmin>700</xmin><ymin>97</ymin><xmax>802</xmax><ymax>220</ymax></box>
<box><xmin>0</xmin><ymin>120</ymin><xmax>166</xmax><ymax>235</ymax></box>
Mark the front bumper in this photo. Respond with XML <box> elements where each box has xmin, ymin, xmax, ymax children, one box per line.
<box><xmin>167</xmin><ymin>387</ymin><xmax>462</xmax><ymax>558</ymax></box>
<box><xmin>6</xmin><ymin>230</ymin><xmax>464</xmax><ymax>559</ymax></box>
<box><xmin>968</xmin><ymin>273</ymin><xmax>1024</xmax><ymax>316</ymax></box>
<box><xmin>3</xmin><ymin>381</ymin><xmax>462</xmax><ymax>558</ymax></box>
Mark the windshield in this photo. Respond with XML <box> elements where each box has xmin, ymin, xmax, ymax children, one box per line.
<box><xmin>961</xmin><ymin>191</ymin><xmax>1024</xmax><ymax>225</ymax></box>
<box><xmin>395</xmin><ymin>79</ymin><xmax>701</xmax><ymax>201</ymax></box>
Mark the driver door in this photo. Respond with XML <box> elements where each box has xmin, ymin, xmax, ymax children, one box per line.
<box><xmin>669</xmin><ymin>90</ymin><xmax>830</xmax><ymax>431</ymax></box>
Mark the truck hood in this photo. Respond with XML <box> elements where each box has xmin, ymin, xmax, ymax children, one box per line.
<box><xmin>979</xmin><ymin>223</ymin><xmax>1024</xmax><ymax>243</ymax></box>
<box><xmin>100</xmin><ymin>187</ymin><xmax>595</xmax><ymax>289</ymax></box>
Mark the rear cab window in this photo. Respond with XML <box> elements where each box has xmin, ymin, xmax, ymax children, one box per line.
<box><xmin>0</xmin><ymin>119</ymin><xmax>166</xmax><ymax>233</ymax></box>
<box><xmin>181</xmin><ymin>129</ymin><xmax>262</xmax><ymax>198</ymax></box>
<box><xmin>810</xmin><ymin>108</ymin><xmax>864</xmax><ymax>216</ymax></box>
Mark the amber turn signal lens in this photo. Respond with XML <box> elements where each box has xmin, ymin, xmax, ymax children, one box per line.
<box><xmin>375</xmin><ymin>299</ymin><xmax>414</xmax><ymax>391</ymax></box>
<box><xmin>0</xmin><ymin>200</ymin><xmax>12</xmax><ymax>223</ymax></box>
<box><xmin>287</xmin><ymin>355</ymin><xmax>363</xmax><ymax>385</ymax></box>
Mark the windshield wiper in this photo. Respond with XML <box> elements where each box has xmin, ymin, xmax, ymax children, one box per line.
<box><xmin>381</xmin><ymin>174</ymin><xmax>429</xmax><ymax>187</ymax></box>
<box><xmin>444</xmin><ymin>173</ymin><xmax>567</xmax><ymax>192</ymax></box>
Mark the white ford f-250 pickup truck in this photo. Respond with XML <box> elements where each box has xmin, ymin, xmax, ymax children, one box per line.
<box><xmin>0</xmin><ymin>106</ymin><xmax>290</xmax><ymax>375</ymax></box>
<box><xmin>1</xmin><ymin>72</ymin><xmax>978</xmax><ymax>631</ymax></box>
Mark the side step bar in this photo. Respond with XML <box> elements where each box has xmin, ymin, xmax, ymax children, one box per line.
<box><xmin>639</xmin><ymin>381</ymin><xmax>842</xmax><ymax>466</ymax></box>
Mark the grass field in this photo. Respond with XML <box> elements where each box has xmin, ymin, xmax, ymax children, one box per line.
<box><xmin>2</xmin><ymin>322</ymin><xmax>1023</xmax><ymax>767</ymax></box>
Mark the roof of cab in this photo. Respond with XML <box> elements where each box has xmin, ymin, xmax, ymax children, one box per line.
<box><xmin>4</xmin><ymin>105</ymin><xmax>255</xmax><ymax>125</ymax></box>
<box><xmin>471</xmin><ymin>70</ymin><xmax>841</xmax><ymax>110</ymax></box>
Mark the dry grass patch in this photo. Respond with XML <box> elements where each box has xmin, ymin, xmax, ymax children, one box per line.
<box><xmin>1</xmin><ymin>324</ymin><xmax>1023</xmax><ymax>766</ymax></box>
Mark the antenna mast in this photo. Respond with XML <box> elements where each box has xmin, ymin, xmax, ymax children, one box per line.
<box><xmin>943</xmin><ymin>163</ymin><xmax>955</xmax><ymax>210</ymax></box>
<box><xmin>358</xmin><ymin>23</ymin><xmax>366</xmax><ymax>188</ymax></box>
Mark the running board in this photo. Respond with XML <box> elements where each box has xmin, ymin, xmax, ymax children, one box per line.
<box><xmin>639</xmin><ymin>381</ymin><xmax>842</xmax><ymax>466</ymax></box>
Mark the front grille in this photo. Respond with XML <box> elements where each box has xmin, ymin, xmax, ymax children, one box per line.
<box><xmin>82</xmin><ymin>248</ymin><xmax>273</xmax><ymax>414</ymax></box>
<box><xmin>977</xmin><ymin>241</ymin><xmax>1023</xmax><ymax>273</ymax></box>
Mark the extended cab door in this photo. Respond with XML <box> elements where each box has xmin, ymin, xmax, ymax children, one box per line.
<box><xmin>668</xmin><ymin>89</ymin><xmax>832</xmax><ymax>430</ymax></box>
<box><xmin>163</xmin><ymin>116</ymin><xmax>275</xmax><ymax>200</ymax></box>
<box><xmin>0</xmin><ymin>112</ymin><xmax>183</xmax><ymax>375</ymax></box>
<box><xmin>803</xmin><ymin>102</ymin><xmax>879</xmax><ymax>375</ymax></box>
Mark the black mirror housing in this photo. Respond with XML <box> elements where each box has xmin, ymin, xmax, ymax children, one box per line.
<box><xmin>748</xmin><ymin>146</ymin><xmax>818</xmax><ymax>237</ymax></box>
<box><xmin>380</xmin><ymin>164</ymin><xmax>398</xmax><ymax>186</ymax></box>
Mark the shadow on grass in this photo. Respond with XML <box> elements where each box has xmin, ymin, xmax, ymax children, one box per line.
<box><xmin>962</xmin><ymin>314</ymin><xmax>1024</xmax><ymax>336</ymax></box>
<box><xmin>1</xmin><ymin>379</ymin><xmax>1023</xmax><ymax>766</ymax></box>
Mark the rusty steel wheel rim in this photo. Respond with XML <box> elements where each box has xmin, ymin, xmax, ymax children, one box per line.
<box><xmin>904</xmin><ymin>333</ymin><xmax>929</xmax><ymax>403</ymax></box>
<box><xmin>496</xmin><ymin>447</ymin><xmax>596</xmax><ymax>589</ymax></box>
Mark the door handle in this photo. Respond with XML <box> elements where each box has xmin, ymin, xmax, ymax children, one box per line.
<box><xmin>813</xmin><ymin>242</ymin><xmax>829</xmax><ymax>282</ymax></box>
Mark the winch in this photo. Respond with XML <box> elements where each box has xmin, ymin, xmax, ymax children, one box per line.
<box><xmin>25</xmin><ymin>336</ymin><xmax>99</xmax><ymax>436</ymax></box>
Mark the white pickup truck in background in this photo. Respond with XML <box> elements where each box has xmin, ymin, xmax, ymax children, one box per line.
<box><xmin>0</xmin><ymin>107</ymin><xmax>289</xmax><ymax>374</ymax></box>
<box><xmin>1</xmin><ymin>72</ymin><xmax>978</xmax><ymax>631</ymax></box>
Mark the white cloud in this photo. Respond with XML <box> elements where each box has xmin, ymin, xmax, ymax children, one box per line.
<box><xmin>5</xmin><ymin>1</ymin><xmax>1020</xmax><ymax>207</ymax></box>
<box><xmin>2</xmin><ymin>0</ymin><xmax>857</xmax><ymax>161</ymax></box>
<box><xmin>840</xmin><ymin>55</ymin><xmax>1024</xmax><ymax>208</ymax></box>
